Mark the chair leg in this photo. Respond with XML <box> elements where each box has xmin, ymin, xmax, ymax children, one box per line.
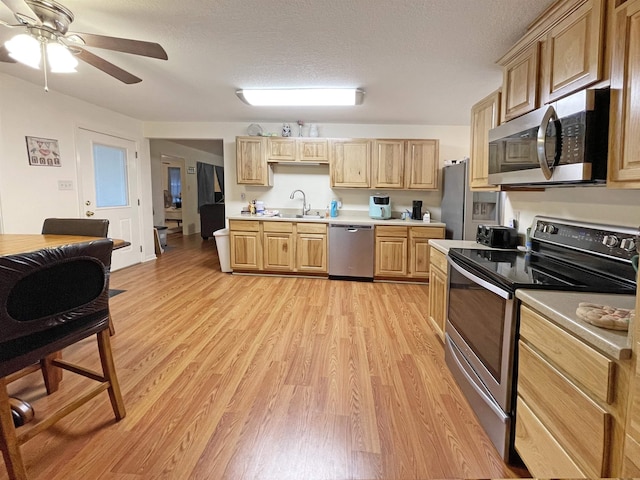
<box><xmin>96</xmin><ymin>329</ymin><xmax>126</xmax><ymax>420</ymax></box>
<box><xmin>0</xmin><ymin>378</ymin><xmax>28</xmax><ymax>480</ymax></box>
<box><xmin>40</xmin><ymin>352</ymin><xmax>63</xmax><ymax>394</ymax></box>
<box><xmin>108</xmin><ymin>314</ymin><xmax>116</xmax><ymax>336</ymax></box>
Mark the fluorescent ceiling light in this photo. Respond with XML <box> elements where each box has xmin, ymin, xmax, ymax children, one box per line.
<box><xmin>236</xmin><ymin>88</ymin><xmax>365</xmax><ymax>106</ymax></box>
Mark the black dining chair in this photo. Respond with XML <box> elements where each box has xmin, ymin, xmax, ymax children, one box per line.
<box><xmin>0</xmin><ymin>239</ymin><xmax>126</xmax><ymax>480</ymax></box>
<box><xmin>41</xmin><ymin>218</ymin><xmax>109</xmax><ymax>237</ymax></box>
<box><xmin>40</xmin><ymin>218</ymin><xmax>117</xmax><ymax>335</ymax></box>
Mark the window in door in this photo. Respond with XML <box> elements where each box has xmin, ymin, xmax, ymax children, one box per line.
<box><xmin>93</xmin><ymin>143</ymin><xmax>128</xmax><ymax>208</ymax></box>
<box><xmin>168</xmin><ymin>166</ymin><xmax>182</xmax><ymax>207</ymax></box>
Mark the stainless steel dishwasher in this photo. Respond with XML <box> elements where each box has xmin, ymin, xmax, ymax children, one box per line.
<box><xmin>328</xmin><ymin>224</ymin><xmax>374</xmax><ymax>280</ymax></box>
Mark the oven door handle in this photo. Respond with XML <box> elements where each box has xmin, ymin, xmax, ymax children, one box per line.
<box><xmin>448</xmin><ymin>258</ymin><xmax>512</xmax><ymax>300</ymax></box>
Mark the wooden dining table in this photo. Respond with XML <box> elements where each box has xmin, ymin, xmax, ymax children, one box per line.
<box><xmin>0</xmin><ymin>234</ymin><xmax>128</xmax><ymax>256</ymax></box>
<box><xmin>1</xmin><ymin>234</ymin><xmax>128</xmax><ymax>425</ymax></box>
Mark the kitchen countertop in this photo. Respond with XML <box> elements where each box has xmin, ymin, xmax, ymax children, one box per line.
<box><xmin>428</xmin><ymin>238</ymin><xmax>496</xmax><ymax>254</ymax></box>
<box><xmin>516</xmin><ymin>290</ymin><xmax>634</xmax><ymax>360</ymax></box>
<box><xmin>228</xmin><ymin>211</ymin><xmax>446</xmax><ymax>227</ymax></box>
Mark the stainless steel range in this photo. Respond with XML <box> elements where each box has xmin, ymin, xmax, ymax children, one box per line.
<box><xmin>445</xmin><ymin>216</ymin><xmax>638</xmax><ymax>462</ymax></box>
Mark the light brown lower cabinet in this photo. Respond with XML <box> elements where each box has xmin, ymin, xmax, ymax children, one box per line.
<box><xmin>374</xmin><ymin>225</ymin><xmax>444</xmax><ymax>281</ymax></box>
<box><xmin>230</xmin><ymin>220</ymin><xmax>327</xmax><ymax>275</ymax></box>
<box><xmin>515</xmin><ymin>304</ymin><xmax>632</xmax><ymax>478</ymax></box>
<box><xmin>427</xmin><ymin>247</ymin><xmax>448</xmax><ymax>340</ymax></box>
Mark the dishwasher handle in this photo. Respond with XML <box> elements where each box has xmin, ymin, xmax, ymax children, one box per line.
<box><xmin>329</xmin><ymin>224</ymin><xmax>372</xmax><ymax>231</ymax></box>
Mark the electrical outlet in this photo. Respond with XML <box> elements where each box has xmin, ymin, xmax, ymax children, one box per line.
<box><xmin>58</xmin><ymin>180</ymin><xmax>73</xmax><ymax>190</ymax></box>
<box><xmin>240</xmin><ymin>192</ymin><xmax>246</xmax><ymax>200</ymax></box>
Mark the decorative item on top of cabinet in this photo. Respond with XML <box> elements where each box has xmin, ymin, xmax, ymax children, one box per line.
<box><xmin>470</xmin><ymin>89</ymin><xmax>501</xmax><ymax>191</ymax></box>
<box><xmin>236</xmin><ymin>137</ymin><xmax>273</xmax><ymax>186</ymax></box>
<box><xmin>607</xmin><ymin>0</ymin><xmax>640</xmax><ymax>188</ymax></box>
<box><xmin>330</xmin><ymin>139</ymin><xmax>372</xmax><ymax>188</ymax></box>
<box><xmin>497</xmin><ymin>0</ymin><xmax>606</xmax><ymax>123</ymax></box>
<box><xmin>428</xmin><ymin>247</ymin><xmax>448</xmax><ymax>340</ymax></box>
<box><xmin>371</xmin><ymin>139</ymin><xmax>439</xmax><ymax>190</ymax></box>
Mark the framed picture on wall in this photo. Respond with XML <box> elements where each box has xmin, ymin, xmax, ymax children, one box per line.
<box><xmin>25</xmin><ymin>136</ymin><xmax>61</xmax><ymax>167</ymax></box>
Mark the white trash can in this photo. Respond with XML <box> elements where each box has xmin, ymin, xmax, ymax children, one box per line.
<box><xmin>213</xmin><ymin>228</ymin><xmax>231</xmax><ymax>272</ymax></box>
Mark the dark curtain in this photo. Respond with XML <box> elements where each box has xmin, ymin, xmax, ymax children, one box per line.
<box><xmin>197</xmin><ymin>162</ymin><xmax>215</xmax><ymax>211</ymax></box>
<box><xmin>214</xmin><ymin>166</ymin><xmax>225</xmax><ymax>203</ymax></box>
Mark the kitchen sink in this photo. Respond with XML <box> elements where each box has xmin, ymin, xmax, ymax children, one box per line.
<box><xmin>278</xmin><ymin>213</ymin><xmax>324</xmax><ymax>219</ymax></box>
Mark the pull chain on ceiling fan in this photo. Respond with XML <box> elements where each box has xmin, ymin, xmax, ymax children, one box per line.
<box><xmin>0</xmin><ymin>0</ymin><xmax>168</xmax><ymax>90</ymax></box>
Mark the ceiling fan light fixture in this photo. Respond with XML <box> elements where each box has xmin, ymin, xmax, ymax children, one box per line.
<box><xmin>46</xmin><ymin>41</ymin><xmax>77</xmax><ymax>72</ymax></box>
<box><xmin>236</xmin><ymin>88</ymin><xmax>365</xmax><ymax>106</ymax></box>
<box><xmin>5</xmin><ymin>33</ymin><xmax>41</xmax><ymax>69</ymax></box>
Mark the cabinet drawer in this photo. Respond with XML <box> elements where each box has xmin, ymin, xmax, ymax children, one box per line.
<box><xmin>429</xmin><ymin>248</ymin><xmax>448</xmax><ymax>273</ymax></box>
<box><xmin>409</xmin><ymin>226</ymin><xmax>445</xmax><ymax>239</ymax></box>
<box><xmin>520</xmin><ymin>305</ymin><xmax>614</xmax><ymax>404</ymax></box>
<box><xmin>518</xmin><ymin>341</ymin><xmax>609</xmax><ymax>477</ymax></box>
<box><xmin>376</xmin><ymin>225</ymin><xmax>407</xmax><ymax>237</ymax></box>
<box><xmin>515</xmin><ymin>396</ymin><xmax>585</xmax><ymax>478</ymax></box>
<box><xmin>296</xmin><ymin>223</ymin><xmax>327</xmax><ymax>234</ymax></box>
<box><xmin>229</xmin><ymin>220</ymin><xmax>260</xmax><ymax>232</ymax></box>
<box><xmin>263</xmin><ymin>221</ymin><xmax>294</xmax><ymax>233</ymax></box>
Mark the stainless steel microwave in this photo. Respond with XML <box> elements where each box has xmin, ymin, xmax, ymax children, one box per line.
<box><xmin>487</xmin><ymin>88</ymin><xmax>610</xmax><ymax>186</ymax></box>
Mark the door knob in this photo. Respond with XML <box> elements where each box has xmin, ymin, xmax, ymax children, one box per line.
<box><xmin>85</xmin><ymin>211</ymin><xmax>95</xmax><ymax>217</ymax></box>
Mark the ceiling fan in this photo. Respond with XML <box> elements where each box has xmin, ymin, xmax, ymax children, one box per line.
<box><xmin>0</xmin><ymin>0</ymin><xmax>167</xmax><ymax>87</ymax></box>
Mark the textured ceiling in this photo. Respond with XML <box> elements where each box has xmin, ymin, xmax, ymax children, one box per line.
<box><xmin>0</xmin><ymin>0</ymin><xmax>555</xmax><ymax>126</ymax></box>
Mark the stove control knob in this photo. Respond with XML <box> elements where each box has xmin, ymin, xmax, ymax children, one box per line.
<box><xmin>603</xmin><ymin>235</ymin><xmax>619</xmax><ymax>248</ymax></box>
<box><xmin>621</xmin><ymin>238</ymin><xmax>636</xmax><ymax>252</ymax></box>
<box><xmin>543</xmin><ymin>224</ymin><xmax>558</xmax><ymax>234</ymax></box>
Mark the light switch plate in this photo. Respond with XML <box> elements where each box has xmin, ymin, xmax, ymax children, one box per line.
<box><xmin>58</xmin><ymin>180</ymin><xmax>73</xmax><ymax>190</ymax></box>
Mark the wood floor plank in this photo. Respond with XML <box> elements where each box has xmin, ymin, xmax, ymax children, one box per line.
<box><xmin>1</xmin><ymin>233</ymin><xmax>528</xmax><ymax>480</ymax></box>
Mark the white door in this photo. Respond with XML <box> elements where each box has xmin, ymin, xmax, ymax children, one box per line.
<box><xmin>77</xmin><ymin>128</ymin><xmax>141</xmax><ymax>270</ymax></box>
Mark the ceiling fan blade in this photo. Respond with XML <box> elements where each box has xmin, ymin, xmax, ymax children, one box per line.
<box><xmin>0</xmin><ymin>44</ymin><xmax>17</xmax><ymax>62</ymax></box>
<box><xmin>0</xmin><ymin>0</ymin><xmax>41</xmax><ymax>25</ymax></box>
<box><xmin>75</xmin><ymin>48</ymin><xmax>142</xmax><ymax>84</ymax></box>
<box><xmin>67</xmin><ymin>32</ymin><xmax>167</xmax><ymax>60</ymax></box>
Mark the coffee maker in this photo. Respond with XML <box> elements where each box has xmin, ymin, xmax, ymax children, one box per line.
<box><xmin>411</xmin><ymin>200</ymin><xmax>423</xmax><ymax>220</ymax></box>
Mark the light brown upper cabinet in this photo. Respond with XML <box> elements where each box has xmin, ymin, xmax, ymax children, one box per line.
<box><xmin>371</xmin><ymin>139</ymin><xmax>439</xmax><ymax>190</ymax></box>
<box><xmin>330</xmin><ymin>139</ymin><xmax>372</xmax><ymax>188</ymax></box>
<box><xmin>501</xmin><ymin>44</ymin><xmax>540</xmax><ymax>122</ymax></box>
<box><xmin>470</xmin><ymin>89</ymin><xmax>501</xmax><ymax>190</ymax></box>
<box><xmin>497</xmin><ymin>0</ymin><xmax>606</xmax><ymax>122</ymax></box>
<box><xmin>266</xmin><ymin>137</ymin><xmax>329</xmax><ymax>164</ymax></box>
<box><xmin>607</xmin><ymin>0</ymin><xmax>640</xmax><ymax>188</ymax></box>
<box><xmin>236</xmin><ymin>136</ymin><xmax>273</xmax><ymax>186</ymax></box>
<box><xmin>540</xmin><ymin>0</ymin><xmax>605</xmax><ymax>104</ymax></box>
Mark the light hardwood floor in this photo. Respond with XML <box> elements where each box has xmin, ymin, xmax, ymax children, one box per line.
<box><xmin>3</xmin><ymin>233</ymin><xmax>529</xmax><ymax>480</ymax></box>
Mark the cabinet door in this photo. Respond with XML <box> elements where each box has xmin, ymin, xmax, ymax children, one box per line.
<box><xmin>330</xmin><ymin>139</ymin><xmax>372</xmax><ymax>188</ymax></box>
<box><xmin>267</xmin><ymin>137</ymin><xmax>296</xmax><ymax>162</ymax></box>
<box><xmin>263</xmin><ymin>231</ymin><xmax>294</xmax><ymax>271</ymax></box>
<box><xmin>502</xmin><ymin>43</ymin><xmax>539</xmax><ymax>122</ymax></box>
<box><xmin>298</xmin><ymin>139</ymin><xmax>329</xmax><ymax>163</ymax></box>
<box><xmin>375</xmin><ymin>236</ymin><xmax>408</xmax><ymax>277</ymax></box>
<box><xmin>608</xmin><ymin>0</ymin><xmax>640</xmax><ymax>188</ymax></box>
<box><xmin>372</xmin><ymin>140</ymin><xmax>405</xmax><ymax>189</ymax></box>
<box><xmin>230</xmin><ymin>231</ymin><xmax>262</xmax><ymax>270</ymax></box>
<box><xmin>236</xmin><ymin>137</ymin><xmax>271</xmax><ymax>185</ymax></box>
<box><xmin>296</xmin><ymin>233</ymin><xmax>327</xmax><ymax>272</ymax></box>
<box><xmin>428</xmin><ymin>265</ymin><xmax>447</xmax><ymax>340</ymax></box>
<box><xmin>541</xmin><ymin>0</ymin><xmax>604</xmax><ymax>104</ymax></box>
<box><xmin>470</xmin><ymin>89</ymin><xmax>501</xmax><ymax>191</ymax></box>
<box><xmin>405</xmin><ymin>140</ymin><xmax>439</xmax><ymax>190</ymax></box>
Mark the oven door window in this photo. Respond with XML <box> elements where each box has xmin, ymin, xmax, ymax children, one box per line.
<box><xmin>447</xmin><ymin>265</ymin><xmax>507</xmax><ymax>382</ymax></box>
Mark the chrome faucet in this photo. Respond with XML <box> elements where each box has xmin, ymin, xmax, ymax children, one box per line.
<box><xmin>289</xmin><ymin>189</ymin><xmax>310</xmax><ymax>216</ymax></box>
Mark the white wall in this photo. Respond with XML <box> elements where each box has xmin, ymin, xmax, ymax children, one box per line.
<box><xmin>149</xmin><ymin>139</ymin><xmax>223</xmax><ymax>234</ymax></box>
<box><xmin>143</xmin><ymin>122</ymin><xmax>471</xmax><ymax>222</ymax></box>
<box><xmin>0</xmin><ymin>73</ymin><xmax>156</xmax><ymax>262</ymax></box>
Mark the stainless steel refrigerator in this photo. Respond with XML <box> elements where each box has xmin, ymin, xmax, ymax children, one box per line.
<box><xmin>440</xmin><ymin>161</ymin><xmax>501</xmax><ymax>240</ymax></box>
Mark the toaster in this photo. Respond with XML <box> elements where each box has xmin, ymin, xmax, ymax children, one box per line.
<box><xmin>476</xmin><ymin>225</ymin><xmax>519</xmax><ymax>249</ymax></box>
